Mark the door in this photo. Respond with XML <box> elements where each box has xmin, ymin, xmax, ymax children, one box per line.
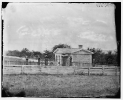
<box><xmin>62</xmin><ymin>56</ymin><xmax>68</xmax><ymax>66</ymax></box>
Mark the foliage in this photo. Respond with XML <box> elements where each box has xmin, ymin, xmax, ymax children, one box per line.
<box><xmin>6</xmin><ymin>48</ymin><xmax>43</xmax><ymax>59</ymax></box>
<box><xmin>87</xmin><ymin>48</ymin><xmax>118</xmax><ymax>66</ymax></box>
<box><xmin>6</xmin><ymin>44</ymin><xmax>71</xmax><ymax>60</ymax></box>
<box><xmin>20</xmin><ymin>48</ymin><xmax>30</xmax><ymax>58</ymax></box>
<box><xmin>44</xmin><ymin>50</ymin><xmax>54</xmax><ymax>60</ymax></box>
<box><xmin>52</xmin><ymin>44</ymin><xmax>71</xmax><ymax>52</ymax></box>
<box><xmin>6</xmin><ymin>50</ymin><xmax>21</xmax><ymax>57</ymax></box>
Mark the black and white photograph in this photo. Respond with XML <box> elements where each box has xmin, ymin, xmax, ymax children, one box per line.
<box><xmin>2</xmin><ymin>2</ymin><xmax>120</xmax><ymax>98</ymax></box>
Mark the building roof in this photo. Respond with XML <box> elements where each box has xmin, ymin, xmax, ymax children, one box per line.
<box><xmin>53</xmin><ymin>48</ymin><xmax>93</xmax><ymax>54</ymax></box>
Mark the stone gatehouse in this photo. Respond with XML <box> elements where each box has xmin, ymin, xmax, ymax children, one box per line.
<box><xmin>53</xmin><ymin>45</ymin><xmax>93</xmax><ymax>66</ymax></box>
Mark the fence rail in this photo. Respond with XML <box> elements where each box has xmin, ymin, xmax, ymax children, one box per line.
<box><xmin>3</xmin><ymin>65</ymin><xmax>120</xmax><ymax>76</ymax></box>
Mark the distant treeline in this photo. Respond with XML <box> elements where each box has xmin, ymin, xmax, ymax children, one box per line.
<box><xmin>5</xmin><ymin>44</ymin><xmax>70</xmax><ymax>61</ymax></box>
<box><xmin>6</xmin><ymin>48</ymin><xmax>54</xmax><ymax>60</ymax></box>
<box><xmin>5</xmin><ymin>44</ymin><xmax>119</xmax><ymax>66</ymax></box>
<box><xmin>87</xmin><ymin>48</ymin><xmax>118</xmax><ymax>66</ymax></box>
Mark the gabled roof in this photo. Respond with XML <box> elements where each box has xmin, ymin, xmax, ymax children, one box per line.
<box><xmin>73</xmin><ymin>49</ymin><xmax>93</xmax><ymax>54</ymax></box>
<box><xmin>53</xmin><ymin>48</ymin><xmax>93</xmax><ymax>54</ymax></box>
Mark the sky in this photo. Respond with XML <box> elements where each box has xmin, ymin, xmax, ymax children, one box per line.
<box><xmin>3</xmin><ymin>3</ymin><xmax>117</xmax><ymax>52</ymax></box>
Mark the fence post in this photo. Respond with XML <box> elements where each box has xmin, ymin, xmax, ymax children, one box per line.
<box><xmin>88</xmin><ymin>66</ymin><xmax>90</xmax><ymax>76</ymax></box>
<box><xmin>102</xmin><ymin>65</ymin><xmax>104</xmax><ymax>75</ymax></box>
<box><xmin>73</xmin><ymin>66</ymin><xmax>75</xmax><ymax>75</ymax></box>
<box><xmin>26</xmin><ymin>58</ymin><xmax>28</xmax><ymax>65</ymax></box>
<box><xmin>39</xmin><ymin>65</ymin><xmax>41</xmax><ymax>73</ymax></box>
<box><xmin>21</xmin><ymin>65</ymin><xmax>23</xmax><ymax>74</ymax></box>
<box><xmin>115</xmin><ymin>66</ymin><xmax>117</xmax><ymax>76</ymax></box>
<box><xmin>57</xmin><ymin>65</ymin><xmax>58</xmax><ymax>75</ymax></box>
<box><xmin>38</xmin><ymin>58</ymin><xmax>40</xmax><ymax>65</ymax></box>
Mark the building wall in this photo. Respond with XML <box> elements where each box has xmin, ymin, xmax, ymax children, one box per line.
<box><xmin>55</xmin><ymin>53</ymin><xmax>92</xmax><ymax>66</ymax></box>
<box><xmin>72</xmin><ymin>54</ymin><xmax>92</xmax><ymax>63</ymax></box>
<box><xmin>55</xmin><ymin>54</ymin><xmax>62</xmax><ymax>65</ymax></box>
<box><xmin>55</xmin><ymin>54</ymin><xmax>71</xmax><ymax>66</ymax></box>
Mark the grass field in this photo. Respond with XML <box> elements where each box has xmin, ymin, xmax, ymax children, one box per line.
<box><xmin>2</xmin><ymin>74</ymin><xmax>120</xmax><ymax>97</ymax></box>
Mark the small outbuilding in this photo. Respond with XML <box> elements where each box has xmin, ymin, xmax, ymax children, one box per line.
<box><xmin>53</xmin><ymin>45</ymin><xmax>93</xmax><ymax>66</ymax></box>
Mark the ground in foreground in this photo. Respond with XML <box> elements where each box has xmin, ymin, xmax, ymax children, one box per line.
<box><xmin>2</xmin><ymin>74</ymin><xmax>120</xmax><ymax>98</ymax></box>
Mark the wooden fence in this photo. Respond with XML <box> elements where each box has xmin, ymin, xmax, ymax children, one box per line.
<box><xmin>73</xmin><ymin>66</ymin><xmax>119</xmax><ymax>76</ymax></box>
<box><xmin>3</xmin><ymin>65</ymin><xmax>120</xmax><ymax>76</ymax></box>
<box><xmin>3</xmin><ymin>56</ymin><xmax>54</xmax><ymax>66</ymax></box>
<box><xmin>4</xmin><ymin>59</ymin><xmax>54</xmax><ymax>66</ymax></box>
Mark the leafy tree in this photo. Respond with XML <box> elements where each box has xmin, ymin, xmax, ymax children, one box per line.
<box><xmin>6</xmin><ymin>50</ymin><xmax>21</xmax><ymax>57</ymax></box>
<box><xmin>6</xmin><ymin>48</ymin><xmax>44</xmax><ymax>59</ymax></box>
<box><xmin>113</xmin><ymin>50</ymin><xmax>118</xmax><ymax>66</ymax></box>
<box><xmin>106</xmin><ymin>51</ymin><xmax>113</xmax><ymax>65</ymax></box>
<box><xmin>20</xmin><ymin>48</ymin><xmax>30</xmax><ymax>58</ymax></box>
<box><xmin>32</xmin><ymin>51</ymin><xmax>42</xmax><ymax>59</ymax></box>
<box><xmin>87</xmin><ymin>47</ymin><xmax>118</xmax><ymax>66</ymax></box>
<box><xmin>44</xmin><ymin>50</ymin><xmax>54</xmax><ymax>60</ymax></box>
<box><xmin>52</xmin><ymin>44</ymin><xmax>71</xmax><ymax>52</ymax></box>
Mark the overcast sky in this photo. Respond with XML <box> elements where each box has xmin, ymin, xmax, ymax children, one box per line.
<box><xmin>3</xmin><ymin>3</ymin><xmax>116</xmax><ymax>52</ymax></box>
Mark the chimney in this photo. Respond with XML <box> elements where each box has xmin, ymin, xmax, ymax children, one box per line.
<box><xmin>78</xmin><ymin>45</ymin><xmax>83</xmax><ymax>49</ymax></box>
